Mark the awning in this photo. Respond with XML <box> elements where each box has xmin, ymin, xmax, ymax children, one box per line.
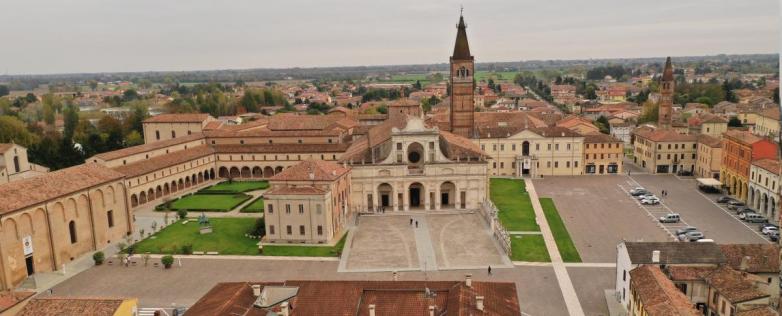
<box><xmin>696</xmin><ymin>178</ymin><xmax>722</xmax><ymax>187</ymax></box>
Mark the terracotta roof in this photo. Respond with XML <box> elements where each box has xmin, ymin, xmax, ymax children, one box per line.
<box><xmin>697</xmin><ymin>134</ymin><xmax>722</xmax><ymax>148</ymax></box>
<box><xmin>758</xmin><ymin>107</ymin><xmax>780</xmax><ymax>120</ymax></box>
<box><xmin>629</xmin><ymin>265</ymin><xmax>700</xmax><ymax>316</ymax></box>
<box><xmin>367</xmin><ymin>115</ymin><xmax>407</xmax><ymax>147</ymax></box>
<box><xmin>265</xmin><ymin>186</ymin><xmax>327</xmax><ymax>195</ymax></box>
<box><xmin>704</xmin><ymin>266</ymin><xmax>769</xmax><ymax>303</ymax></box>
<box><xmin>358</xmin><ymin>114</ymin><xmax>388</xmax><ymax>121</ymax></box>
<box><xmin>92</xmin><ymin>133</ymin><xmax>205</xmax><ymax>161</ymax></box>
<box><xmin>184</xmin><ymin>280</ymin><xmax>520</xmax><ymax>316</ymax></box>
<box><xmin>752</xmin><ymin>158</ymin><xmax>781</xmax><ymax>175</ymax></box>
<box><xmin>583</xmin><ymin>133</ymin><xmax>623</xmax><ymax>143</ymax></box>
<box><xmin>724</xmin><ymin>130</ymin><xmax>763</xmax><ymax>145</ymax></box>
<box><xmin>473</xmin><ymin>112</ymin><xmax>548</xmax><ymax>138</ymax></box>
<box><xmin>0</xmin><ymin>164</ymin><xmax>124</xmax><ymax>215</ymax></box>
<box><xmin>113</xmin><ymin>146</ymin><xmax>214</xmax><ymax>177</ymax></box>
<box><xmin>719</xmin><ymin>244</ymin><xmax>780</xmax><ymax>274</ymax></box>
<box><xmin>267</xmin><ymin>114</ymin><xmax>340</xmax><ymax>131</ymax></box>
<box><xmin>17</xmin><ymin>297</ymin><xmax>129</xmax><ymax>316</ymax></box>
<box><xmin>634</xmin><ymin>128</ymin><xmax>697</xmax><ymax>142</ymax></box>
<box><xmin>203</xmin><ymin>121</ymin><xmax>224</xmax><ymax>130</ymax></box>
<box><xmin>0</xmin><ymin>143</ymin><xmax>14</xmax><ymax>153</ymax></box>
<box><xmin>439</xmin><ymin>131</ymin><xmax>488</xmax><ymax>160</ymax></box>
<box><xmin>0</xmin><ymin>290</ymin><xmax>34</xmax><ymax>313</ymax></box>
<box><xmin>736</xmin><ymin>307</ymin><xmax>779</xmax><ymax>316</ymax></box>
<box><xmin>213</xmin><ymin>143</ymin><xmax>350</xmax><ymax>154</ymax></box>
<box><xmin>144</xmin><ymin>113</ymin><xmax>210</xmax><ymax>123</ymax></box>
<box><xmin>270</xmin><ymin>160</ymin><xmax>349</xmax><ymax>182</ymax></box>
<box><xmin>528</xmin><ymin>126</ymin><xmax>583</xmax><ymax>138</ymax></box>
<box><xmin>666</xmin><ymin>266</ymin><xmax>716</xmax><ymax>281</ymax></box>
<box><xmin>623</xmin><ymin>242</ymin><xmax>725</xmax><ymax>264</ymax></box>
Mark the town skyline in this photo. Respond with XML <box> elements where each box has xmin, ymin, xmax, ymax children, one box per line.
<box><xmin>0</xmin><ymin>0</ymin><xmax>778</xmax><ymax>75</ymax></box>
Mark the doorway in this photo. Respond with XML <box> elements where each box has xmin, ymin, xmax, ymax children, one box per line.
<box><xmin>409</xmin><ymin>183</ymin><xmax>423</xmax><ymax>208</ymax></box>
<box><xmin>441</xmin><ymin>193</ymin><xmax>449</xmax><ymax>206</ymax></box>
<box><xmin>25</xmin><ymin>255</ymin><xmax>34</xmax><ymax>276</ymax></box>
<box><xmin>381</xmin><ymin>194</ymin><xmax>390</xmax><ymax>207</ymax></box>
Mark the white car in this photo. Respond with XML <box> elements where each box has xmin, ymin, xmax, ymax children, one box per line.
<box><xmin>762</xmin><ymin>226</ymin><xmax>779</xmax><ymax>235</ymax></box>
<box><xmin>636</xmin><ymin>194</ymin><xmax>656</xmax><ymax>201</ymax></box>
<box><xmin>641</xmin><ymin>197</ymin><xmax>661</xmax><ymax>205</ymax></box>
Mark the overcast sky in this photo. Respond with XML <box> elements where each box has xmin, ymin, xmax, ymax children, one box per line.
<box><xmin>0</xmin><ymin>0</ymin><xmax>778</xmax><ymax>75</ymax></box>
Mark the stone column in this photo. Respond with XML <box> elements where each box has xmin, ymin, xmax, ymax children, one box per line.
<box><xmin>435</xmin><ymin>187</ymin><xmax>441</xmax><ymax>210</ymax></box>
<box><xmin>455</xmin><ymin>190</ymin><xmax>462</xmax><ymax>210</ymax></box>
<box><xmin>423</xmin><ymin>186</ymin><xmax>430</xmax><ymax>211</ymax></box>
<box><xmin>403</xmin><ymin>183</ymin><xmax>409</xmax><ymax>211</ymax></box>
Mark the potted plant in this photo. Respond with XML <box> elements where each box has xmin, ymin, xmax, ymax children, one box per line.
<box><xmin>161</xmin><ymin>255</ymin><xmax>174</xmax><ymax>269</ymax></box>
<box><xmin>177</xmin><ymin>209</ymin><xmax>188</xmax><ymax>220</ymax></box>
<box><xmin>93</xmin><ymin>251</ymin><xmax>105</xmax><ymax>265</ymax></box>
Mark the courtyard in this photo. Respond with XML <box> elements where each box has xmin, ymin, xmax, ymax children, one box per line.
<box><xmin>340</xmin><ymin>212</ymin><xmax>511</xmax><ymax>272</ymax></box>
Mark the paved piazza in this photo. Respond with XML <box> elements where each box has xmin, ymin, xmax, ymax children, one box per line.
<box><xmin>340</xmin><ymin>212</ymin><xmax>511</xmax><ymax>272</ymax></box>
<box><xmin>534</xmin><ymin>173</ymin><xmax>769</xmax><ymax>263</ymax></box>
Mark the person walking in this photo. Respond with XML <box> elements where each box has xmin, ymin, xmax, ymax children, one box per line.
<box><xmin>488</xmin><ymin>265</ymin><xmax>492</xmax><ymax>275</ymax></box>
<box><xmin>410</xmin><ymin>218</ymin><xmax>413</xmax><ymax>226</ymax></box>
<box><xmin>415</xmin><ymin>221</ymin><xmax>418</xmax><ymax>228</ymax></box>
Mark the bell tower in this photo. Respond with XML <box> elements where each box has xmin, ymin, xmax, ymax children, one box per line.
<box><xmin>658</xmin><ymin>57</ymin><xmax>674</xmax><ymax>129</ymax></box>
<box><xmin>449</xmin><ymin>12</ymin><xmax>475</xmax><ymax>138</ymax></box>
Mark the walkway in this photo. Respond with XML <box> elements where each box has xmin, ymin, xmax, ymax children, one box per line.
<box><xmin>525</xmin><ymin>178</ymin><xmax>585</xmax><ymax>316</ymax></box>
<box><xmin>411</xmin><ymin>214</ymin><xmax>438</xmax><ymax>271</ymax></box>
<box><xmin>199</xmin><ymin>189</ymin><xmax>266</xmax><ymax>218</ymax></box>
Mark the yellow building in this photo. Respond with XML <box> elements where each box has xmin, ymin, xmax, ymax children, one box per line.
<box><xmin>475</xmin><ymin>126</ymin><xmax>584</xmax><ymax>177</ymax></box>
<box><xmin>633</xmin><ymin>127</ymin><xmax>698</xmax><ymax>174</ymax></box>
<box><xmin>695</xmin><ymin>134</ymin><xmax>722</xmax><ymax>179</ymax></box>
<box><xmin>752</xmin><ymin>107</ymin><xmax>780</xmax><ymax>141</ymax></box>
<box><xmin>583</xmin><ymin>133</ymin><xmax>624</xmax><ymax>174</ymax></box>
<box><xmin>142</xmin><ymin>113</ymin><xmax>215</xmax><ymax>144</ymax></box>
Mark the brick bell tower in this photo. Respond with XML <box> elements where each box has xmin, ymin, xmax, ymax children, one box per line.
<box><xmin>658</xmin><ymin>57</ymin><xmax>674</xmax><ymax>129</ymax></box>
<box><xmin>449</xmin><ymin>12</ymin><xmax>475</xmax><ymax>138</ymax></box>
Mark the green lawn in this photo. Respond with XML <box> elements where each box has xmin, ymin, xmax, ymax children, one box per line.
<box><xmin>241</xmin><ymin>197</ymin><xmax>265</xmax><ymax>213</ymax></box>
<box><xmin>474</xmin><ymin>71</ymin><xmax>518</xmax><ymax>82</ymax></box>
<box><xmin>262</xmin><ymin>233</ymin><xmax>347</xmax><ymax>257</ymax></box>
<box><xmin>539</xmin><ymin>198</ymin><xmax>582</xmax><ymax>262</ymax></box>
<box><xmin>201</xmin><ymin>181</ymin><xmax>269</xmax><ymax>193</ymax></box>
<box><xmin>133</xmin><ymin>218</ymin><xmax>259</xmax><ymax>255</ymax></box>
<box><xmin>169</xmin><ymin>193</ymin><xmax>251</xmax><ymax>212</ymax></box>
<box><xmin>490</xmin><ymin>178</ymin><xmax>539</xmax><ymax>231</ymax></box>
<box><xmin>510</xmin><ymin>235</ymin><xmax>550</xmax><ymax>262</ymax></box>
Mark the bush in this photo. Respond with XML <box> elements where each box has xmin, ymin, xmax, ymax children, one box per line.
<box><xmin>161</xmin><ymin>255</ymin><xmax>174</xmax><ymax>268</ymax></box>
<box><xmin>177</xmin><ymin>209</ymin><xmax>188</xmax><ymax>219</ymax></box>
<box><xmin>93</xmin><ymin>251</ymin><xmax>105</xmax><ymax>265</ymax></box>
<box><xmin>249</xmin><ymin>218</ymin><xmax>266</xmax><ymax>237</ymax></box>
<box><xmin>180</xmin><ymin>244</ymin><xmax>193</xmax><ymax>255</ymax></box>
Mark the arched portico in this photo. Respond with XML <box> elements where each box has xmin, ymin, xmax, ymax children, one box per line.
<box><xmin>440</xmin><ymin>181</ymin><xmax>456</xmax><ymax>208</ymax></box>
<box><xmin>377</xmin><ymin>183</ymin><xmax>393</xmax><ymax>210</ymax></box>
<box><xmin>408</xmin><ymin>182</ymin><xmax>424</xmax><ymax>209</ymax></box>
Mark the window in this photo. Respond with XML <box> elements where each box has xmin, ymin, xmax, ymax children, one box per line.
<box><xmin>317</xmin><ymin>226</ymin><xmax>323</xmax><ymax>235</ymax></box>
<box><xmin>555</xmin><ymin>144</ymin><xmax>559</xmax><ymax>150</ymax></box>
<box><xmin>500</xmin><ymin>144</ymin><xmax>504</xmax><ymax>151</ymax></box>
<box><xmin>536</xmin><ymin>144</ymin><xmax>540</xmax><ymax>151</ymax></box>
<box><xmin>171</xmin><ymin>131</ymin><xmax>176</xmax><ymax>138</ymax></box>
<box><xmin>298</xmin><ymin>204</ymin><xmax>304</xmax><ymax>214</ymax></box>
<box><xmin>107</xmin><ymin>210</ymin><xmax>114</xmax><ymax>228</ymax></box>
<box><xmin>622</xmin><ymin>270</ymin><xmax>626</xmax><ymax>281</ymax></box>
<box><xmin>554</xmin><ymin>161</ymin><xmax>559</xmax><ymax>168</ymax></box>
<box><xmin>299</xmin><ymin>225</ymin><xmax>305</xmax><ymax>235</ymax></box>
<box><xmin>493</xmin><ymin>144</ymin><xmax>497</xmax><ymax>151</ymax></box>
<box><xmin>269</xmin><ymin>225</ymin><xmax>275</xmax><ymax>235</ymax></box>
<box><xmin>500</xmin><ymin>162</ymin><xmax>504</xmax><ymax>168</ymax></box>
<box><xmin>69</xmin><ymin>220</ymin><xmax>77</xmax><ymax>244</ymax></box>
<box><xmin>547</xmin><ymin>144</ymin><xmax>552</xmax><ymax>150</ymax></box>
<box><xmin>285</xmin><ymin>204</ymin><xmax>291</xmax><ymax>214</ymax></box>
<box><xmin>574</xmin><ymin>161</ymin><xmax>578</xmax><ymax>168</ymax></box>
<box><xmin>512</xmin><ymin>144</ymin><xmax>516</xmax><ymax>151</ymax></box>
<box><xmin>567</xmin><ymin>144</ymin><xmax>571</xmax><ymax>150</ymax></box>
<box><xmin>286</xmin><ymin>225</ymin><xmax>292</xmax><ymax>235</ymax></box>
<box><xmin>155</xmin><ymin>130</ymin><xmax>160</xmax><ymax>140</ymax></box>
<box><xmin>566</xmin><ymin>161</ymin><xmax>570</xmax><ymax>168</ymax></box>
<box><xmin>481</xmin><ymin>145</ymin><xmax>485</xmax><ymax>151</ymax></box>
<box><xmin>268</xmin><ymin>204</ymin><xmax>274</xmax><ymax>214</ymax></box>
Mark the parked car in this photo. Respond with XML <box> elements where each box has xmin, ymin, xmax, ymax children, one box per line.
<box><xmin>696</xmin><ymin>239</ymin><xmax>715</xmax><ymax>243</ymax></box>
<box><xmin>716</xmin><ymin>196</ymin><xmax>733</xmax><ymax>204</ymax></box>
<box><xmin>636</xmin><ymin>194</ymin><xmax>655</xmax><ymax>200</ymax></box>
<box><xmin>698</xmin><ymin>185</ymin><xmax>721</xmax><ymax>193</ymax></box>
<box><xmin>759</xmin><ymin>223</ymin><xmax>778</xmax><ymax>232</ymax></box>
<box><xmin>642</xmin><ymin>197</ymin><xmax>661</xmax><ymax>205</ymax></box>
<box><xmin>727</xmin><ymin>200</ymin><xmax>746</xmax><ymax>210</ymax></box>
<box><xmin>738</xmin><ymin>211</ymin><xmax>757</xmax><ymax>220</ymax></box>
<box><xmin>769</xmin><ymin>231</ymin><xmax>779</xmax><ymax>242</ymax></box>
<box><xmin>675</xmin><ymin>226</ymin><xmax>698</xmax><ymax>236</ymax></box>
<box><xmin>677</xmin><ymin>170</ymin><xmax>693</xmax><ymax>176</ymax></box>
<box><xmin>745</xmin><ymin>214</ymin><xmax>768</xmax><ymax>223</ymax></box>
<box><xmin>735</xmin><ymin>207</ymin><xmax>754</xmax><ymax>215</ymax></box>
<box><xmin>630</xmin><ymin>188</ymin><xmax>648</xmax><ymax>196</ymax></box>
<box><xmin>659</xmin><ymin>213</ymin><xmax>680</xmax><ymax>223</ymax></box>
<box><xmin>680</xmin><ymin>231</ymin><xmax>704</xmax><ymax>242</ymax></box>
<box><xmin>761</xmin><ymin>226</ymin><xmax>779</xmax><ymax>235</ymax></box>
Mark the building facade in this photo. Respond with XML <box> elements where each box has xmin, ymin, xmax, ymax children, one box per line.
<box><xmin>633</xmin><ymin>128</ymin><xmax>697</xmax><ymax>174</ymax></box>
<box><xmin>748</xmin><ymin>159</ymin><xmax>780</xmax><ymax>223</ymax></box>
<box><xmin>695</xmin><ymin>134</ymin><xmax>722</xmax><ymax>179</ymax></box>
<box><xmin>142</xmin><ymin>113</ymin><xmax>215</xmax><ymax>144</ymax></box>
<box><xmin>720</xmin><ymin>130</ymin><xmax>778</xmax><ymax>202</ymax></box>
<box><xmin>583</xmin><ymin>134</ymin><xmax>623</xmax><ymax>175</ymax></box>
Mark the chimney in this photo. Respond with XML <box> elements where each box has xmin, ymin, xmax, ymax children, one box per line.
<box><xmin>251</xmin><ymin>284</ymin><xmax>261</xmax><ymax>297</ymax></box>
<box><xmin>368</xmin><ymin>304</ymin><xmax>376</xmax><ymax>316</ymax></box>
<box><xmin>280</xmin><ymin>302</ymin><xmax>290</xmax><ymax>316</ymax></box>
<box><xmin>465</xmin><ymin>274</ymin><xmax>472</xmax><ymax>288</ymax></box>
<box><xmin>651</xmin><ymin>250</ymin><xmax>660</xmax><ymax>263</ymax></box>
<box><xmin>428</xmin><ymin>305</ymin><xmax>435</xmax><ymax>316</ymax></box>
<box><xmin>476</xmin><ymin>296</ymin><xmax>484</xmax><ymax>311</ymax></box>
<box><xmin>740</xmin><ymin>256</ymin><xmax>750</xmax><ymax>271</ymax></box>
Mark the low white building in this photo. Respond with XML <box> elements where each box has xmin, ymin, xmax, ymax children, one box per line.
<box><xmin>748</xmin><ymin>158</ymin><xmax>780</xmax><ymax>224</ymax></box>
<box><xmin>610</xmin><ymin>122</ymin><xmax>633</xmax><ymax>145</ymax></box>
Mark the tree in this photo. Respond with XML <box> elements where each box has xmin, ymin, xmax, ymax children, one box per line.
<box><xmin>723</xmin><ymin>81</ymin><xmax>738</xmax><ymax>103</ymax></box>
<box><xmin>62</xmin><ymin>103</ymin><xmax>79</xmax><ymax>141</ymax></box>
<box><xmin>87</xmin><ymin>80</ymin><xmax>98</xmax><ymax>91</ymax></box>
<box><xmin>638</xmin><ymin>101</ymin><xmax>659</xmax><ymax>124</ymax></box>
<box><xmin>0</xmin><ymin>85</ymin><xmax>8</xmax><ymax>97</ymax></box>
<box><xmin>0</xmin><ymin>116</ymin><xmax>39</xmax><ymax>146</ymax></box>
<box><xmin>125</xmin><ymin>130</ymin><xmax>144</xmax><ymax>146</ymax></box>
<box><xmin>728</xmin><ymin>117</ymin><xmax>743</xmax><ymax>127</ymax></box>
<box><xmin>595</xmin><ymin>116</ymin><xmax>610</xmax><ymax>134</ymax></box>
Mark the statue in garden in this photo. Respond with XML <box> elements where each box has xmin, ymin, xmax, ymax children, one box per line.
<box><xmin>198</xmin><ymin>213</ymin><xmax>210</xmax><ymax>226</ymax></box>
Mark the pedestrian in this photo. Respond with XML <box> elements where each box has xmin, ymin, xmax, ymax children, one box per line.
<box><xmin>415</xmin><ymin>221</ymin><xmax>418</xmax><ymax>228</ymax></box>
<box><xmin>488</xmin><ymin>265</ymin><xmax>492</xmax><ymax>275</ymax></box>
<box><xmin>410</xmin><ymin>218</ymin><xmax>413</xmax><ymax>225</ymax></box>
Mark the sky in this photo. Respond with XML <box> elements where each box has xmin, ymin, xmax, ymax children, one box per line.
<box><xmin>0</xmin><ymin>0</ymin><xmax>779</xmax><ymax>75</ymax></box>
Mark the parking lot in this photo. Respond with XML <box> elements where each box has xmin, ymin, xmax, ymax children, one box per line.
<box><xmin>534</xmin><ymin>174</ymin><xmax>769</xmax><ymax>263</ymax></box>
